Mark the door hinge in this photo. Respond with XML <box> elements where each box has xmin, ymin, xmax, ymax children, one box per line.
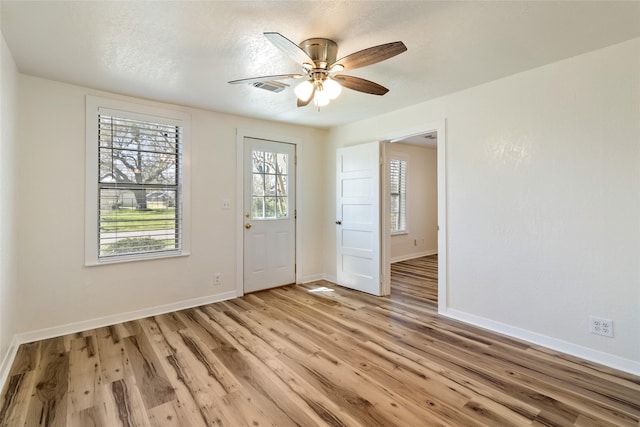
<box><xmin>294</xmin><ymin>264</ymin><xmax>297</xmax><ymax>274</ymax></box>
<box><xmin>294</xmin><ymin>209</ymin><xmax>297</xmax><ymax>219</ymax></box>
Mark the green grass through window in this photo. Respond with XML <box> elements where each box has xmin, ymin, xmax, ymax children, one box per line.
<box><xmin>100</xmin><ymin>208</ymin><xmax>176</xmax><ymax>232</ymax></box>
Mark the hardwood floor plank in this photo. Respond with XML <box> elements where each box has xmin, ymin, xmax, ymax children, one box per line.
<box><xmin>68</xmin><ymin>405</ymin><xmax>106</xmax><ymax>427</ymax></box>
<box><xmin>6</xmin><ymin>342</ymin><xmax>40</xmax><ymax>376</ymax></box>
<box><xmin>95</xmin><ymin>325</ymin><xmax>132</xmax><ymax>384</ymax></box>
<box><xmin>67</xmin><ymin>334</ymin><xmax>103</xmax><ymax>415</ymax></box>
<box><xmin>2</xmin><ymin>255</ymin><xmax>638</xmax><ymax>426</ymax></box>
<box><xmin>167</xmin><ymin>328</ymin><xmax>236</xmax><ymax>397</ymax></box>
<box><xmin>123</xmin><ymin>333</ymin><xmax>176</xmax><ymax>410</ymax></box>
<box><xmin>137</xmin><ymin>317</ymin><xmax>174</xmax><ymax>358</ymax></box>
<box><xmin>173</xmin><ymin>310</ymin><xmax>225</xmax><ymax>352</ymax></box>
<box><xmin>146</xmin><ymin>401</ymin><xmax>181</xmax><ymax>427</ymax></box>
<box><xmin>462</xmin><ymin>395</ymin><xmax>535</xmax><ymax>426</ymax></box>
<box><xmin>0</xmin><ymin>371</ymin><xmax>36</xmax><ymax>427</ymax></box>
<box><xmin>25</xmin><ymin>337</ymin><xmax>69</xmax><ymax>427</ymax></box>
<box><xmin>161</xmin><ymin>352</ymin><xmax>215</xmax><ymax>426</ymax></box>
<box><xmin>106</xmin><ymin>377</ymin><xmax>151</xmax><ymax>427</ymax></box>
<box><xmin>154</xmin><ymin>312</ymin><xmax>187</xmax><ymax>333</ymax></box>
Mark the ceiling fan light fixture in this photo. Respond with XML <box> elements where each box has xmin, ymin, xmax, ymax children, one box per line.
<box><xmin>329</xmin><ymin>63</ymin><xmax>344</xmax><ymax>73</ymax></box>
<box><xmin>323</xmin><ymin>78</ymin><xmax>342</xmax><ymax>100</ymax></box>
<box><xmin>313</xmin><ymin>88</ymin><xmax>330</xmax><ymax>107</ymax></box>
<box><xmin>294</xmin><ymin>80</ymin><xmax>314</xmax><ymax>101</ymax></box>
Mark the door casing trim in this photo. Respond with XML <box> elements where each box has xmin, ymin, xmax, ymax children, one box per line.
<box><xmin>236</xmin><ymin>129</ymin><xmax>303</xmax><ymax>296</ymax></box>
<box><xmin>379</xmin><ymin>120</ymin><xmax>447</xmax><ymax>313</ymax></box>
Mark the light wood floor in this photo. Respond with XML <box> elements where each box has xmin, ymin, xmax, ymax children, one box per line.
<box><xmin>1</xmin><ymin>255</ymin><xmax>639</xmax><ymax>426</ymax></box>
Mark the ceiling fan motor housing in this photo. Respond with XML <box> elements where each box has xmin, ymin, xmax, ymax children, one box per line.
<box><xmin>299</xmin><ymin>38</ymin><xmax>337</xmax><ymax>69</ymax></box>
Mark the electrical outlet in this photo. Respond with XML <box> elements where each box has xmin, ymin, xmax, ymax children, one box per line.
<box><xmin>214</xmin><ymin>273</ymin><xmax>222</xmax><ymax>285</ymax></box>
<box><xmin>589</xmin><ymin>316</ymin><xmax>613</xmax><ymax>338</ymax></box>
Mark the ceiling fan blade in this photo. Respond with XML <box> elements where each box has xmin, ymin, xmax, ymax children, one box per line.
<box><xmin>334</xmin><ymin>75</ymin><xmax>389</xmax><ymax>95</ymax></box>
<box><xmin>228</xmin><ymin>74</ymin><xmax>305</xmax><ymax>85</ymax></box>
<box><xmin>297</xmin><ymin>86</ymin><xmax>315</xmax><ymax>107</ymax></box>
<box><xmin>331</xmin><ymin>41</ymin><xmax>407</xmax><ymax>72</ymax></box>
<box><xmin>264</xmin><ymin>32</ymin><xmax>315</xmax><ymax>67</ymax></box>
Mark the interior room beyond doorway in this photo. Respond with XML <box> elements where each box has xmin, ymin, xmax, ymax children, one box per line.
<box><xmin>388</xmin><ymin>131</ymin><xmax>438</xmax><ymax>300</ymax></box>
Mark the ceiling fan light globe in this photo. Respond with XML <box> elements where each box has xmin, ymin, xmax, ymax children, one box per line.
<box><xmin>314</xmin><ymin>89</ymin><xmax>330</xmax><ymax>107</ymax></box>
<box><xmin>295</xmin><ymin>80</ymin><xmax>314</xmax><ymax>100</ymax></box>
<box><xmin>324</xmin><ymin>78</ymin><xmax>342</xmax><ymax>100</ymax></box>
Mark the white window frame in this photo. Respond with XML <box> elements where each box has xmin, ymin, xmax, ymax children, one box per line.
<box><xmin>390</xmin><ymin>155</ymin><xmax>408</xmax><ymax>235</ymax></box>
<box><xmin>85</xmin><ymin>96</ymin><xmax>191</xmax><ymax>265</ymax></box>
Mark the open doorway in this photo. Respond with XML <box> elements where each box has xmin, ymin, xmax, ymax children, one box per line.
<box><xmin>381</xmin><ymin>121</ymin><xmax>446</xmax><ymax>312</ymax></box>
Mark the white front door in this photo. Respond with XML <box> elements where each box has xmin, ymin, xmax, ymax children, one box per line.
<box><xmin>243</xmin><ymin>138</ymin><xmax>296</xmax><ymax>293</ymax></box>
<box><xmin>336</xmin><ymin>142</ymin><xmax>383</xmax><ymax>296</ymax></box>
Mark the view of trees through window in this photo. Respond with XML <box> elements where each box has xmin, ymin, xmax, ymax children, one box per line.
<box><xmin>98</xmin><ymin>114</ymin><xmax>182</xmax><ymax>257</ymax></box>
<box><xmin>251</xmin><ymin>150</ymin><xmax>288</xmax><ymax>219</ymax></box>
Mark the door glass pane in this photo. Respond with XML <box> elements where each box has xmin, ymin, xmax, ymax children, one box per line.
<box><xmin>252</xmin><ymin>197</ymin><xmax>264</xmax><ymax>218</ymax></box>
<box><xmin>276</xmin><ymin>175</ymin><xmax>287</xmax><ymax>196</ymax></box>
<box><xmin>277</xmin><ymin>153</ymin><xmax>288</xmax><ymax>174</ymax></box>
<box><xmin>265</xmin><ymin>152</ymin><xmax>276</xmax><ymax>173</ymax></box>
<box><xmin>264</xmin><ymin>174</ymin><xmax>276</xmax><ymax>196</ymax></box>
<box><xmin>252</xmin><ymin>151</ymin><xmax>264</xmax><ymax>173</ymax></box>
<box><xmin>252</xmin><ymin>174</ymin><xmax>264</xmax><ymax>196</ymax></box>
<box><xmin>276</xmin><ymin>197</ymin><xmax>288</xmax><ymax>218</ymax></box>
<box><xmin>264</xmin><ymin>197</ymin><xmax>276</xmax><ymax>218</ymax></box>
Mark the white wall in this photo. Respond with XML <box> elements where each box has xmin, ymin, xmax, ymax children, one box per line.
<box><xmin>15</xmin><ymin>75</ymin><xmax>327</xmax><ymax>335</ymax></box>
<box><xmin>388</xmin><ymin>143</ymin><xmax>438</xmax><ymax>262</ymax></box>
<box><xmin>0</xmin><ymin>33</ymin><xmax>19</xmax><ymax>375</ymax></box>
<box><xmin>325</xmin><ymin>38</ymin><xmax>640</xmax><ymax>373</ymax></box>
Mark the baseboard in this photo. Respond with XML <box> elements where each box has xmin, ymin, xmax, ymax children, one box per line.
<box><xmin>390</xmin><ymin>249</ymin><xmax>437</xmax><ymax>264</ymax></box>
<box><xmin>322</xmin><ymin>274</ymin><xmax>337</xmax><ymax>284</ymax></box>
<box><xmin>15</xmin><ymin>290</ymin><xmax>237</xmax><ymax>346</ymax></box>
<box><xmin>442</xmin><ymin>308</ymin><xmax>640</xmax><ymax>376</ymax></box>
<box><xmin>301</xmin><ymin>274</ymin><xmax>325</xmax><ymax>284</ymax></box>
<box><xmin>0</xmin><ymin>336</ymin><xmax>20</xmax><ymax>394</ymax></box>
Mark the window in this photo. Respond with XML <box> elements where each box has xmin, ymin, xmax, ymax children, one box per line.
<box><xmin>251</xmin><ymin>149</ymin><xmax>289</xmax><ymax>219</ymax></box>
<box><xmin>390</xmin><ymin>158</ymin><xmax>407</xmax><ymax>234</ymax></box>
<box><xmin>85</xmin><ymin>96</ymin><xmax>190</xmax><ymax>264</ymax></box>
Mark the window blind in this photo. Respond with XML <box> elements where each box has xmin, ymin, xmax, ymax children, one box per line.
<box><xmin>390</xmin><ymin>158</ymin><xmax>407</xmax><ymax>233</ymax></box>
<box><xmin>97</xmin><ymin>113</ymin><xmax>183</xmax><ymax>259</ymax></box>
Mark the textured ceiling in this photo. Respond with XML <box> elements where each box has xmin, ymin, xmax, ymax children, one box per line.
<box><xmin>2</xmin><ymin>1</ymin><xmax>639</xmax><ymax>129</ymax></box>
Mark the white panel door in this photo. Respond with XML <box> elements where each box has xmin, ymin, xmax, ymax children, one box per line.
<box><xmin>244</xmin><ymin>138</ymin><xmax>296</xmax><ymax>293</ymax></box>
<box><xmin>336</xmin><ymin>141</ymin><xmax>382</xmax><ymax>296</ymax></box>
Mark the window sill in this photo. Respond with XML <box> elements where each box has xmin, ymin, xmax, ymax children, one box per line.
<box><xmin>85</xmin><ymin>250</ymin><xmax>190</xmax><ymax>266</ymax></box>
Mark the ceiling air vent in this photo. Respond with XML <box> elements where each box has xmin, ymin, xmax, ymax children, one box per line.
<box><xmin>252</xmin><ymin>81</ymin><xmax>289</xmax><ymax>93</ymax></box>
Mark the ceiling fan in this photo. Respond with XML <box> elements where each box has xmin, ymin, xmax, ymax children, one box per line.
<box><xmin>229</xmin><ymin>32</ymin><xmax>407</xmax><ymax>108</ymax></box>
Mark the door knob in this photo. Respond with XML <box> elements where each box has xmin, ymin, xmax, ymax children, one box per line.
<box><xmin>335</xmin><ymin>220</ymin><xmax>342</xmax><ymax>225</ymax></box>
<box><xmin>245</xmin><ymin>223</ymin><xmax>252</xmax><ymax>229</ymax></box>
